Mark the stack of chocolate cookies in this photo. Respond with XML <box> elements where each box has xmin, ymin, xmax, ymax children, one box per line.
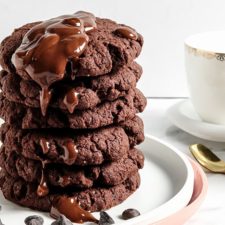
<box><xmin>0</xmin><ymin>11</ymin><xmax>146</xmax><ymax>222</ymax></box>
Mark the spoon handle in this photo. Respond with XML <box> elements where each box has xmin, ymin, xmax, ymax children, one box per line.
<box><xmin>193</xmin><ymin>157</ymin><xmax>225</xmax><ymax>174</ymax></box>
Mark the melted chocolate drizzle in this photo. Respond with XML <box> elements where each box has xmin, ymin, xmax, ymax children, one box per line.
<box><xmin>38</xmin><ymin>139</ymin><xmax>50</xmax><ymax>197</ymax></box>
<box><xmin>38</xmin><ymin>139</ymin><xmax>78</xmax><ymax>196</ymax></box>
<box><xmin>37</xmin><ymin>161</ymin><xmax>49</xmax><ymax>197</ymax></box>
<box><xmin>63</xmin><ymin>89</ymin><xmax>79</xmax><ymax>113</ymax></box>
<box><xmin>115</xmin><ymin>26</ymin><xmax>138</xmax><ymax>40</ymax></box>
<box><xmin>39</xmin><ymin>138</ymin><xmax>78</xmax><ymax>165</ymax></box>
<box><xmin>51</xmin><ymin>196</ymin><xmax>98</xmax><ymax>223</ymax></box>
<box><xmin>61</xmin><ymin>140</ymin><xmax>78</xmax><ymax>165</ymax></box>
<box><xmin>40</xmin><ymin>138</ymin><xmax>50</xmax><ymax>154</ymax></box>
<box><xmin>12</xmin><ymin>11</ymin><xmax>96</xmax><ymax>116</ymax></box>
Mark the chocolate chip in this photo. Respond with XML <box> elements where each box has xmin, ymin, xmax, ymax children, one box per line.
<box><xmin>51</xmin><ymin>215</ymin><xmax>73</xmax><ymax>225</ymax></box>
<box><xmin>98</xmin><ymin>211</ymin><xmax>114</xmax><ymax>225</ymax></box>
<box><xmin>121</xmin><ymin>209</ymin><xmax>140</xmax><ymax>220</ymax></box>
<box><xmin>24</xmin><ymin>215</ymin><xmax>44</xmax><ymax>225</ymax></box>
<box><xmin>0</xmin><ymin>219</ymin><xmax>4</xmax><ymax>225</ymax></box>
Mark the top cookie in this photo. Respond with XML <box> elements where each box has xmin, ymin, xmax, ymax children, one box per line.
<box><xmin>0</xmin><ymin>15</ymin><xmax>143</xmax><ymax>78</ymax></box>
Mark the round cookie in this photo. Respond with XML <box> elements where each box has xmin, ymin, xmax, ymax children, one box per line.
<box><xmin>0</xmin><ymin>116</ymin><xmax>144</xmax><ymax>165</ymax></box>
<box><xmin>0</xmin><ymin>88</ymin><xmax>146</xmax><ymax>129</ymax></box>
<box><xmin>0</xmin><ymin>171</ymin><xmax>140</xmax><ymax>212</ymax></box>
<box><xmin>0</xmin><ymin>147</ymin><xmax>144</xmax><ymax>189</ymax></box>
<box><xmin>0</xmin><ymin>62</ymin><xmax>142</xmax><ymax>111</ymax></box>
<box><xmin>0</xmin><ymin>17</ymin><xmax>143</xmax><ymax>78</ymax></box>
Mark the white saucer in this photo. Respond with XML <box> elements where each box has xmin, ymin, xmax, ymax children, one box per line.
<box><xmin>167</xmin><ymin>99</ymin><xmax>225</xmax><ymax>142</ymax></box>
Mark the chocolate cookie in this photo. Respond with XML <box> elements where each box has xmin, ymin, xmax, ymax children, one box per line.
<box><xmin>0</xmin><ymin>170</ymin><xmax>140</xmax><ymax>212</ymax></box>
<box><xmin>0</xmin><ymin>116</ymin><xmax>144</xmax><ymax>165</ymax></box>
<box><xmin>0</xmin><ymin>88</ymin><xmax>146</xmax><ymax>129</ymax></box>
<box><xmin>0</xmin><ymin>147</ymin><xmax>144</xmax><ymax>189</ymax></box>
<box><xmin>0</xmin><ymin>62</ymin><xmax>142</xmax><ymax>111</ymax></box>
<box><xmin>0</xmin><ymin>17</ymin><xmax>143</xmax><ymax>78</ymax></box>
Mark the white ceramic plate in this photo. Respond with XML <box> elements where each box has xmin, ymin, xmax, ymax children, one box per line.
<box><xmin>167</xmin><ymin>99</ymin><xmax>225</xmax><ymax>142</ymax></box>
<box><xmin>0</xmin><ymin>135</ymin><xmax>194</xmax><ymax>225</ymax></box>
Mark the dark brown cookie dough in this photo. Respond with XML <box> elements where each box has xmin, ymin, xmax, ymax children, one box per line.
<box><xmin>0</xmin><ymin>147</ymin><xmax>144</xmax><ymax>189</ymax></box>
<box><xmin>0</xmin><ymin>116</ymin><xmax>144</xmax><ymax>165</ymax></box>
<box><xmin>0</xmin><ymin>171</ymin><xmax>140</xmax><ymax>212</ymax></box>
<box><xmin>0</xmin><ymin>88</ymin><xmax>146</xmax><ymax>129</ymax></box>
<box><xmin>0</xmin><ymin>17</ymin><xmax>143</xmax><ymax>78</ymax></box>
<box><xmin>0</xmin><ymin>62</ymin><xmax>142</xmax><ymax>111</ymax></box>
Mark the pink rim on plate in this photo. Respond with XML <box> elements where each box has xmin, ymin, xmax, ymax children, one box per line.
<box><xmin>152</xmin><ymin>158</ymin><xmax>208</xmax><ymax>225</ymax></box>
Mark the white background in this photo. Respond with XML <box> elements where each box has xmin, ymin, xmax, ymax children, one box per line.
<box><xmin>1</xmin><ymin>0</ymin><xmax>225</xmax><ymax>97</ymax></box>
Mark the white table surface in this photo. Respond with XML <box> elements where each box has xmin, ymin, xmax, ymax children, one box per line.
<box><xmin>142</xmin><ymin>98</ymin><xmax>225</xmax><ymax>225</ymax></box>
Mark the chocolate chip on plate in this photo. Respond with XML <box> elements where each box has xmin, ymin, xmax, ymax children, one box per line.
<box><xmin>24</xmin><ymin>215</ymin><xmax>44</xmax><ymax>225</ymax></box>
<box><xmin>51</xmin><ymin>215</ymin><xmax>73</xmax><ymax>225</ymax></box>
<box><xmin>121</xmin><ymin>209</ymin><xmax>140</xmax><ymax>220</ymax></box>
<box><xmin>98</xmin><ymin>211</ymin><xmax>114</xmax><ymax>225</ymax></box>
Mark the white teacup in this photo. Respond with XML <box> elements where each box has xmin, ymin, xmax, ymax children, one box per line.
<box><xmin>185</xmin><ymin>31</ymin><xmax>225</xmax><ymax>125</ymax></box>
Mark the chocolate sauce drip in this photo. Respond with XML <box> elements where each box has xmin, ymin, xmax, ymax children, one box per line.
<box><xmin>63</xmin><ymin>89</ymin><xmax>79</xmax><ymax>113</ymax></box>
<box><xmin>38</xmin><ymin>139</ymin><xmax>49</xmax><ymax>196</ymax></box>
<box><xmin>40</xmin><ymin>88</ymin><xmax>52</xmax><ymax>116</ymax></box>
<box><xmin>40</xmin><ymin>138</ymin><xmax>77</xmax><ymax>165</ymax></box>
<box><xmin>61</xmin><ymin>140</ymin><xmax>78</xmax><ymax>165</ymax></box>
<box><xmin>115</xmin><ymin>27</ymin><xmax>138</xmax><ymax>40</ymax></box>
<box><xmin>51</xmin><ymin>196</ymin><xmax>98</xmax><ymax>223</ymax></box>
<box><xmin>37</xmin><ymin>162</ymin><xmax>49</xmax><ymax>197</ymax></box>
<box><xmin>12</xmin><ymin>11</ymin><xmax>97</xmax><ymax>116</ymax></box>
<box><xmin>40</xmin><ymin>138</ymin><xmax>50</xmax><ymax>154</ymax></box>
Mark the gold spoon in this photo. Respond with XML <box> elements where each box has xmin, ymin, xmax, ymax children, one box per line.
<box><xmin>190</xmin><ymin>144</ymin><xmax>225</xmax><ymax>173</ymax></box>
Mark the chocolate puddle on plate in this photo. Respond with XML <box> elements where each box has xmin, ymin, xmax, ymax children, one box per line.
<box><xmin>51</xmin><ymin>196</ymin><xmax>98</xmax><ymax>223</ymax></box>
